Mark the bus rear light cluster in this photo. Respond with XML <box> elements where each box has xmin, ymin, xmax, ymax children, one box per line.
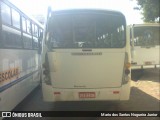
<box><xmin>122</xmin><ymin>53</ymin><xmax>131</xmax><ymax>84</ymax></box>
<box><xmin>125</xmin><ymin>62</ymin><xmax>131</xmax><ymax>75</ymax></box>
<box><xmin>125</xmin><ymin>69</ymin><xmax>130</xmax><ymax>75</ymax></box>
<box><xmin>125</xmin><ymin>62</ymin><xmax>131</xmax><ymax>69</ymax></box>
<box><xmin>113</xmin><ymin>91</ymin><xmax>120</xmax><ymax>94</ymax></box>
<box><xmin>54</xmin><ymin>92</ymin><xmax>61</xmax><ymax>95</ymax></box>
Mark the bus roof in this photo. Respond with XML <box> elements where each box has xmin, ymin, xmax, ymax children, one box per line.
<box><xmin>50</xmin><ymin>9</ymin><xmax>125</xmax><ymax>17</ymax></box>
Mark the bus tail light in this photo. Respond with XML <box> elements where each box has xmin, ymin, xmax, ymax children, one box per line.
<box><xmin>125</xmin><ymin>69</ymin><xmax>130</xmax><ymax>75</ymax></box>
<box><xmin>54</xmin><ymin>92</ymin><xmax>61</xmax><ymax>95</ymax></box>
<box><xmin>125</xmin><ymin>62</ymin><xmax>131</xmax><ymax>75</ymax></box>
<box><xmin>122</xmin><ymin>53</ymin><xmax>131</xmax><ymax>84</ymax></box>
<box><xmin>113</xmin><ymin>91</ymin><xmax>120</xmax><ymax>94</ymax></box>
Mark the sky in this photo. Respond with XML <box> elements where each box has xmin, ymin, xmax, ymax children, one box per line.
<box><xmin>10</xmin><ymin>0</ymin><xmax>143</xmax><ymax>25</ymax></box>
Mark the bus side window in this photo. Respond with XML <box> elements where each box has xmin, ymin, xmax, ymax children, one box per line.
<box><xmin>1</xmin><ymin>3</ymin><xmax>22</xmax><ymax>48</ymax></box>
<box><xmin>22</xmin><ymin>17</ymin><xmax>27</xmax><ymax>32</ymax></box>
<box><xmin>12</xmin><ymin>8</ymin><xmax>20</xmax><ymax>29</ymax></box>
<box><xmin>27</xmin><ymin>20</ymin><xmax>31</xmax><ymax>34</ymax></box>
<box><xmin>38</xmin><ymin>29</ymin><xmax>43</xmax><ymax>54</ymax></box>
<box><xmin>23</xmin><ymin>36</ymin><xmax>32</xmax><ymax>49</ymax></box>
<box><xmin>32</xmin><ymin>24</ymin><xmax>39</xmax><ymax>49</ymax></box>
<box><xmin>1</xmin><ymin>2</ymin><xmax>11</xmax><ymax>25</ymax></box>
<box><xmin>23</xmin><ymin>19</ymin><xmax>32</xmax><ymax>49</ymax></box>
<box><xmin>35</xmin><ymin>25</ymin><xmax>38</xmax><ymax>37</ymax></box>
<box><xmin>2</xmin><ymin>30</ymin><xmax>22</xmax><ymax>48</ymax></box>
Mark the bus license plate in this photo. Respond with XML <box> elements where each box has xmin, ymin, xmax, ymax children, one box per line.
<box><xmin>79</xmin><ymin>92</ymin><xmax>95</xmax><ymax>98</ymax></box>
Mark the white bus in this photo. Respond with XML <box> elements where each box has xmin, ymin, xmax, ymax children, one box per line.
<box><xmin>0</xmin><ymin>0</ymin><xmax>43</xmax><ymax>111</ymax></box>
<box><xmin>130</xmin><ymin>24</ymin><xmax>160</xmax><ymax>70</ymax></box>
<box><xmin>42</xmin><ymin>9</ymin><xmax>131</xmax><ymax>102</ymax></box>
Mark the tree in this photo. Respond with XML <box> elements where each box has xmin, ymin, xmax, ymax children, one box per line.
<box><xmin>134</xmin><ymin>0</ymin><xmax>159</xmax><ymax>22</ymax></box>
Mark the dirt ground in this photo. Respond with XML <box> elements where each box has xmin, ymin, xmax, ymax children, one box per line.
<box><xmin>97</xmin><ymin>68</ymin><xmax>160</xmax><ymax>120</ymax></box>
<box><xmin>131</xmin><ymin>69</ymin><xmax>160</xmax><ymax>100</ymax></box>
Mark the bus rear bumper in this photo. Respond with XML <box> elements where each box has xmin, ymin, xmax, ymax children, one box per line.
<box><xmin>131</xmin><ymin>64</ymin><xmax>160</xmax><ymax>70</ymax></box>
<box><xmin>42</xmin><ymin>82</ymin><xmax>130</xmax><ymax>102</ymax></box>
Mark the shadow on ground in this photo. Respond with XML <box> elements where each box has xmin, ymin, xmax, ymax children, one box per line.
<box><xmin>8</xmin><ymin>84</ymin><xmax>159</xmax><ymax>120</ymax></box>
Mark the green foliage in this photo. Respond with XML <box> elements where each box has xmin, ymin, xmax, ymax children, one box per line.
<box><xmin>136</xmin><ymin>0</ymin><xmax>159</xmax><ymax>22</ymax></box>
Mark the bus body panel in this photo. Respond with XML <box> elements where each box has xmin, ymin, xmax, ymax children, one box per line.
<box><xmin>0</xmin><ymin>0</ymin><xmax>43</xmax><ymax>112</ymax></box>
<box><xmin>42</xmin><ymin>82</ymin><xmax>131</xmax><ymax>101</ymax></box>
<box><xmin>42</xmin><ymin>78</ymin><xmax>131</xmax><ymax>101</ymax></box>
<box><xmin>130</xmin><ymin>24</ymin><xmax>160</xmax><ymax>69</ymax></box>
<box><xmin>42</xmin><ymin>9</ymin><xmax>131</xmax><ymax>102</ymax></box>
<box><xmin>133</xmin><ymin>46</ymin><xmax>159</xmax><ymax>65</ymax></box>
<box><xmin>48</xmin><ymin>49</ymin><xmax>125</xmax><ymax>89</ymax></box>
<box><xmin>0</xmin><ymin>49</ymin><xmax>41</xmax><ymax>111</ymax></box>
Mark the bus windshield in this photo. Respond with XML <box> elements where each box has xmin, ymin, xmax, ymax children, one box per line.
<box><xmin>133</xmin><ymin>26</ymin><xmax>160</xmax><ymax>47</ymax></box>
<box><xmin>47</xmin><ymin>12</ymin><xmax>125</xmax><ymax>48</ymax></box>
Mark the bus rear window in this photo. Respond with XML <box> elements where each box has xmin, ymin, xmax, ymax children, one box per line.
<box><xmin>133</xmin><ymin>26</ymin><xmax>160</xmax><ymax>46</ymax></box>
<box><xmin>47</xmin><ymin>13</ymin><xmax>126</xmax><ymax>48</ymax></box>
